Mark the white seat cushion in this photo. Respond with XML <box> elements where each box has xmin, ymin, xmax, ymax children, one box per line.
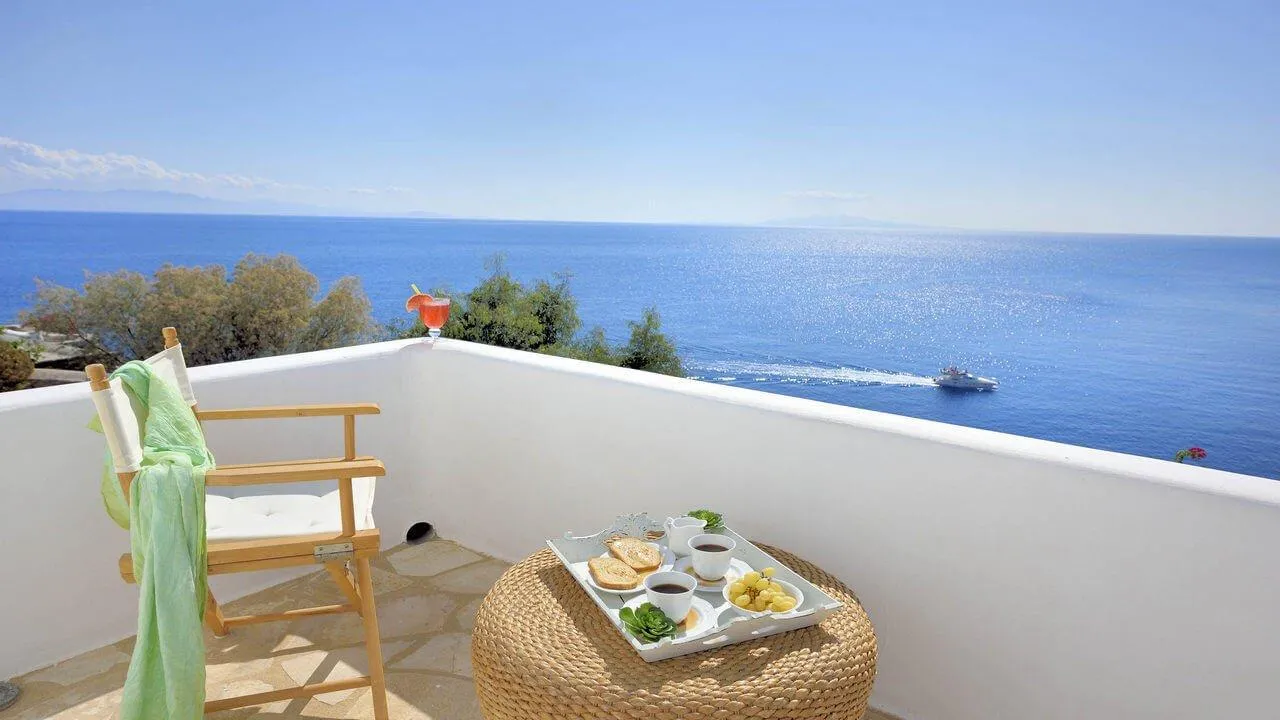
<box><xmin>206</xmin><ymin>477</ymin><xmax>376</xmax><ymax>542</ymax></box>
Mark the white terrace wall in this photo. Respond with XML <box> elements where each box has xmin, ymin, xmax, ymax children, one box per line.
<box><xmin>0</xmin><ymin>340</ymin><xmax>429</xmax><ymax>681</ymax></box>
<box><xmin>417</xmin><ymin>341</ymin><xmax>1280</xmax><ymax>720</ymax></box>
<box><xmin>3</xmin><ymin>338</ymin><xmax>1279</xmax><ymax>720</ymax></box>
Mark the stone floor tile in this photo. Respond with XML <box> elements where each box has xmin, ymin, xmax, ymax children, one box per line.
<box><xmin>371</xmin><ymin>565</ymin><xmax>416</xmax><ymax>595</ymax></box>
<box><xmin>21</xmin><ymin>646</ymin><xmax>131</xmax><ymax>687</ymax></box>
<box><xmin>206</xmin><ymin>679</ymin><xmax>289</xmax><ymax>712</ymax></box>
<box><xmin>429</xmin><ymin>560</ymin><xmax>508</xmax><ymax>595</ymax></box>
<box><xmin>454</xmin><ymin>596</ymin><xmax>484</xmax><ymax>631</ymax></box>
<box><xmin>273</xmin><ymin>632</ymin><xmax>317</xmax><ymax>652</ymax></box>
<box><xmin>283</xmin><ymin>611</ymin><xmax>370</xmax><ymax>647</ymax></box>
<box><xmin>393</xmin><ymin>633</ymin><xmax>473</xmax><ymax>677</ymax></box>
<box><xmin>376</xmin><ymin>593</ymin><xmax>456</xmax><ymax>638</ymax></box>
<box><xmin>279</xmin><ymin>642</ymin><xmax>410</xmax><ymax>705</ymax></box>
<box><xmin>349</xmin><ymin>674</ymin><xmax>483</xmax><ymax>720</ymax></box>
<box><xmin>42</xmin><ymin>688</ymin><xmax>122</xmax><ymax>720</ymax></box>
<box><xmin>204</xmin><ymin>655</ymin><xmax>273</xmax><ymax>686</ymax></box>
<box><xmin>387</xmin><ymin>540</ymin><xmax>482</xmax><ymax>578</ymax></box>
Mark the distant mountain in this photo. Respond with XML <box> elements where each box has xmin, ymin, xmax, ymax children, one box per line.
<box><xmin>0</xmin><ymin>189</ymin><xmax>302</xmax><ymax>214</ymax></box>
<box><xmin>762</xmin><ymin>214</ymin><xmax>938</xmax><ymax>230</ymax></box>
<box><xmin>0</xmin><ymin>189</ymin><xmax>447</xmax><ymax>219</ymax></box>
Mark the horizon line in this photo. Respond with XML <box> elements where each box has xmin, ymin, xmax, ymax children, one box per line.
<box><xmin>0</xmin><ymin>206</ymin><xmax>1277</xmax><ymax>241</ymax></box>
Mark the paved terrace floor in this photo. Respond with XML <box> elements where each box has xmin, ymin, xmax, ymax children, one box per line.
<box><xmin>8</xmin><ymin>538</ymin><xmax>894</xmax><ymax>719</ymax></box>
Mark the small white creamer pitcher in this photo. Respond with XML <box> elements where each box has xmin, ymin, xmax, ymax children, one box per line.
<box><xmin>664</xmin><ymin>515</ymin><xmax>707</xmax><ymax>557</ymax></box>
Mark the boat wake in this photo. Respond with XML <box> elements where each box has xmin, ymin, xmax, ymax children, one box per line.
<box><xmin>689</xmin><ymin>360</ymin><xmax>936</xmax><ymax>388</ymax></box>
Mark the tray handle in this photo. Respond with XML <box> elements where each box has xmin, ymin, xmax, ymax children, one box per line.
<box><xmin>562</xmin><ymin>512</ymin><xmax>665</xmax><ymax>549</ymax></box>
<box><xmin>692</xmin><ymin>616</ymin><xmax>763</xmax><ymax>648</ymax></box>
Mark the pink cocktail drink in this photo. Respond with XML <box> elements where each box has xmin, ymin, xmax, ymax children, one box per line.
<box><xmin>406</xmin><ymin>284</ymin><xmax>451</xmax><ymax>339</ymax></box>
<box><xmin>419</xmin><ymin>298</ymin><xmax>451</xmax><ymax>337</ymax></box>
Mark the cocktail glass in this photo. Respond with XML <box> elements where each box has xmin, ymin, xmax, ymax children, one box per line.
<box><xmin>419</xmin><ymin>297</ymin><xmax>451</xmax><ymax>339</ymax></box>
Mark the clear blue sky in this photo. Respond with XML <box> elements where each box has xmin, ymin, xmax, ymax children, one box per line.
<box><xmin>1</xmin><ymin>1</ymin><xmax>1277</xmax><ymax>235</ymax></box>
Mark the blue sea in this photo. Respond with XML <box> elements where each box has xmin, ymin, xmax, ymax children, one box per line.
<box><xmin>3</xmin><ymin>211</ymin><xmax>1278</xmax><ymax>478</ymax></box>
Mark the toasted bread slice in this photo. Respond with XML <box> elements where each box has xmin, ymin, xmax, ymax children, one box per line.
<box><xmin>588</xmin><ymin>556</ymin><xmax>640</xmax><ymax>590</ymax></box>
<box><xmin>607</xmin><ymin>537</ymin><xmax>662</xmax><ymax>571</ymax></box>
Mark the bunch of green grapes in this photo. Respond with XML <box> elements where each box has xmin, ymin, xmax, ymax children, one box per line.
<box><xmin>729</xmin><ymin>567</ymin><xmax>797</xmax><ymax>612</ymax></box>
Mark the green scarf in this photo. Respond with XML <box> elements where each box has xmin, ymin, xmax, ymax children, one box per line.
<box><xmin>91</xmin><ymin>361</ymin><xmax>215</xmax><ymax>720</ymax></box>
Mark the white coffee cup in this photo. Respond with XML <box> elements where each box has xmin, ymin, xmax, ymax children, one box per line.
<box><xmin>689</xmin><ymin>533</ymin><xmax>737</xmax><ymax>581</ymax></box>
<box><xmin>643</xmin><ymin>571</ymin><xmax>696</xmax><ymax>623</ymax></box>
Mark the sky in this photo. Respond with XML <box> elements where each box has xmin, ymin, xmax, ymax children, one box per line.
<box><xmin>0</xmin><ymin>1</ymin><xmax>1277</xmax><ymax>235</ymax></box>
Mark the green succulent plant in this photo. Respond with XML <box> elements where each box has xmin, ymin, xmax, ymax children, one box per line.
<box><xmin>619</xmin><ymin>602</ymin><xmax>680</xmax><ymax>643</ymax></box>
<box><xmin>686</xmin><ymin>509</ymin><xmax>724</xmax><ymax>530</ymax></box>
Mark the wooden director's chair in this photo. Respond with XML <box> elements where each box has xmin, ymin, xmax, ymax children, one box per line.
<box><xmin>86</xmin><ymin>327</ymin><xmax>390</xmax><ymax>718</ymax></box>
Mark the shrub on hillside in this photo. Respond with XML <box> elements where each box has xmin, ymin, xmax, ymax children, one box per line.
<box><xmin>21</xmin><ymin>254</ymin><xmax>374</xmax><ymax>368</ymax></box>
<box><xmin>619</xmin><ymin>308</ymin><xmax>684</xmax><ymax>376</ymax></box>
<box><xmin>403</xmin><ymin>256</ymin><xmax>685</xmax><ymax>377</ymax></box>
<box><xmin>0</xmin><ymin>342</ymin><xmax>35</xmax><ymax>392</ymax></box>
<box><xmin>17</xmin><ymin>251</ymin><xmax>682</xmax><ymax>383</ymax></box>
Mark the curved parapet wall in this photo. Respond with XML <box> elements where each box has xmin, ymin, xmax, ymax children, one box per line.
<box><xmin>414</xmin><ymin>340</ymin><xmax>1280</xmax><ymax>720</ymax></box>
<box><xmin>1</xmin><ymin>337</ymin><xmax>1277</xmax><ymax>720</ymax></box>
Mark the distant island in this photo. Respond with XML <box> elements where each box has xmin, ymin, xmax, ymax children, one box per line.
<box><xmin>761</xmin><ymin>214</ymin><xmax>940</xmax><ymax>230</ymax></box>
<box><xmin>0</xmin><ymin>189</ymin><xmax>947</xmax><ymax>231</ymax></box>
<box><xmin>0</xmin><ymin>189</ymin><xmax>448</xmax><ymax>219</ymax></box>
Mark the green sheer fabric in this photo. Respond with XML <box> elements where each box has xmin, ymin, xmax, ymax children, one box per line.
<box><xmin>90</xmin><ymin>361</ymin><xmax>214</xmax><ymax>719</ymax></box>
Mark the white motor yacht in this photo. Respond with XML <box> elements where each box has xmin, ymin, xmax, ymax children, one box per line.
<box><xmin>934</xmin><ymin>366</ymin><xmax>999</xmax><ymax>390</ymax></box>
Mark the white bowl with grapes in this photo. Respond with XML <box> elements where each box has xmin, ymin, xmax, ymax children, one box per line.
<box><xmin>722</xmin><ymin>567</ymin><xmax>804</xmax><ymax>617</ymax></box>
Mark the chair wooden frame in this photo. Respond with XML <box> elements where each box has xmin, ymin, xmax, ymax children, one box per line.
<box><xmin>86</xmin><ymin>327</ymin><xmax>390</xmax><ymax>719</ymax></box>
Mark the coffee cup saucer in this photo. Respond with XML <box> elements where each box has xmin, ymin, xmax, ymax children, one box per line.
<box><xmin>619</xmin><ymin>594</ymin><xmax>718</xmax><ymax>642</ymax></box>
<box><xmin>672</xmin><ymin>556</ymin><xmax>752</xmax><ymax>593</ymax></box>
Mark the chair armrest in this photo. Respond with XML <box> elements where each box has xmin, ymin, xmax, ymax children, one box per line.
<box><xmin>196</xmin><ymin>403</ymin><xmax>380</xmax><ymax>421</ymax></box>
<box><xmin>205</xmin><ymin>457</ymin><xmax>386</xmax><ymax>486</ymax></box>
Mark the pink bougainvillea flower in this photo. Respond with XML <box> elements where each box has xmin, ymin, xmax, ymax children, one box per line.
<box><xmin>1174</xmin><ymin>447</ymin><xmax>1207</xmax><ymax>463</ymax></box>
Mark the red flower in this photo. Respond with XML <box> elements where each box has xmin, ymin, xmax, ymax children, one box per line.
<box><xmin>1174</xmin><ymin>447</ymin><xmax>1207</xmax><ymax>463</ymax></box>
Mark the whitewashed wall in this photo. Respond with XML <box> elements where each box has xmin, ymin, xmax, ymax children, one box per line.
<box><xmin>419</xmin><ymin>341</ymin><xmax>1280</xmax><ymax>720</ymax></box>
<box><xmin>3</xmin><ymin>338</ymin><xmax>1279</xmax><ymax>720</ymax></box>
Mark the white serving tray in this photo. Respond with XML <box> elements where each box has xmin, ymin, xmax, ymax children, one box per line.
<box><xmin>546</xmin><ymin>513</ymin><xmax>843</xmax><ymax>662</ymax></box>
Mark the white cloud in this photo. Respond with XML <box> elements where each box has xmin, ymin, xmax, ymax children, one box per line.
<box><xmin>0</xmin><ymin>136</ymin><xmax>272</xmax><ymax>189</ymax></box>
<box><xmin>347</xmin><ymin>185</ymin><xmax>416</xmax><ymax>196</ymax></box>
<box><xmin>783</xmin><ymin>189</ymin><xmax>870</xmax><ymax>202</ymax></box>
<box><xmin>0</xmin><ymin>136</ymin><xmax>411</xmax><ymax>199</ymax></box>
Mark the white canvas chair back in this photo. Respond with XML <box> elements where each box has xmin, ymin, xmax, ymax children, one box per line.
<box><xmin>88</xmin><ymin>344</ymin><xmax>194</xmax><ymax>473</ymax></box>
<box><xmin>144</xmin><ymin>343</ymin><xmax>197</xmax><ymax>408</ymax></box>
<box><xmin>89</xmin><ymin>377</ymin><xmax>145</xmax><ymax>474</ymax></box>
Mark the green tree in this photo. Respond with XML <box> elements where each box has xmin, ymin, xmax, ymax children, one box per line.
<box><xmin>297</xmin><ymin>276</ymin><xmax>374</xmax><ymax>353</ymax></box>
<box><xmin>620</xmin><ymin>308</ymin><xmax>684</xmax><ymax>377</ymax></box>
<box><xmin>16</xmin><ymin>251</ymin><xmax>681</xmax><ymax>382</ymax></box>
<box><xmin>547</xmin><ymin>327</ymin><xmax>621</xmax><ymax>367</ymax></box>
<box><xmin>527</xmin><ymin>273</ymin><xmax>581</xmax><ymax>347</ymax></box>
<box><xmin>21</xmin><ymin>253</ymin><xmax>374</xmax><ymax>368</ymax></box>
<box><xmin>142</xmin><ymin>264</ymin><xmax>233</xmax><ymax>361</ymax></box>
<box><xmin>404</xmin><ymin>256</ymin><xmax>684</xmax><ymax>377</ymax></box>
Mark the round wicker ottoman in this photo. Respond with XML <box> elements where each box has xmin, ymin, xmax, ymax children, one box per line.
<box><xmin>472</xmin><ymin>544</ymin><xmax>877</xmax><ymax>719</ymax></box>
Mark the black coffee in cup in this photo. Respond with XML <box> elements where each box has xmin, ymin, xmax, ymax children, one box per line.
<box><xmin>649</xmin><ymin>583</ymin><xmax>690</xmax><ymax>594</ymax></box>
<box><xmin>693</xmin><ymin>543</ymin><xmax>729</xmax><ymax>552</ymax></box>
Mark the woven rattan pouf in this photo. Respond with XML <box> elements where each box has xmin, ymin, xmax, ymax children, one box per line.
<box><xmin>472</xmin><ymin>544</ymin><xmax>877</xmax><ymax>719</ymax></box>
